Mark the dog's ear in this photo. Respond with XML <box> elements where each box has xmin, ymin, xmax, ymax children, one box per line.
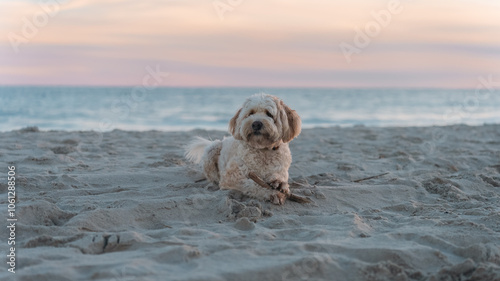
<box><xmin>279</xmin><ymin>100</ymin><xmax>301</xmax><ymax>143</ymax></box>
<box><xmin>229</xmin><ymin>108</ymin><xmax>243</xmax><ymax>140</ymax></box>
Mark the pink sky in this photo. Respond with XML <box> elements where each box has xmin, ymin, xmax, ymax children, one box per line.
<box><xmin>1</xmin><ymin>0</ymin><xmax>499</xmax><ymax>88</ymax></box>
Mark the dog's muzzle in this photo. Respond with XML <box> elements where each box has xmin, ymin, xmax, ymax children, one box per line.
<box><xmin>252</xmin><ymin>121</ymin><xmax>263</xmax><ymax>131</ymax></box>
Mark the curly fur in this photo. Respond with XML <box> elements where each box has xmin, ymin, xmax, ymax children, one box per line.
<box><xmin>185</xmin><ymin>93</ymin><xmax>301</xmax><ymax>204</ymax></box>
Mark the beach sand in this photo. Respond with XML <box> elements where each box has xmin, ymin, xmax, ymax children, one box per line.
<box><xmin>1</xmin><ymin>125</ymin><xmax>499</xmax><ymax>281</ymax></box>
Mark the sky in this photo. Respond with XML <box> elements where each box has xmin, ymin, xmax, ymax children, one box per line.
<box><xmin>1</xmin><ymin>0</ymin><xmax>500</xmax><ymax>88</ymax></box>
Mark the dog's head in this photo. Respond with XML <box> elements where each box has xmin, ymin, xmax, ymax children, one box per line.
<box><xmin>228</xmin><ymin>94</ymin><xmax>301</xmax><ymax>149</ymax></box>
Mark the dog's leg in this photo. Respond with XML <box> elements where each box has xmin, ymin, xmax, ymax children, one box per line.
<box><xmin>220</xmin><ymin>161</ymin><xmax>287</xmax><ymax>205</ymax></box>
<box><xmin>241</xmin><ymin>178</ymin><xmax>287</xmax><ymax>205</ymax></box>
<box><xmin>269</xmin><ymin>179</ymin><xmax>290</xmax><ymax>195</ymax></box>
<box><xmin>202</xmin><ymin>140</ymin><xmax>222</xmax><ymax>184</ymax></box>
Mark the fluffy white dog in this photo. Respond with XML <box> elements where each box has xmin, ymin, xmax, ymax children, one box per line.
<box><xmin>185</xmin><ymin>93</ymin><xmax>301</xmax><ymax>205</ymax></box>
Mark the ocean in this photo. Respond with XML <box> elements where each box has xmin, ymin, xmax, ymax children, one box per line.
<box><xmin>0</xmin><ymin>86</ymin><xmax>499</xmax><ymax>132</ymax></box>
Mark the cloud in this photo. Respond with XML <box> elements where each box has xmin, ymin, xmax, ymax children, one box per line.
<box><xmin>1</xmin><ymin>0</ymin><xmax>500</xmax><ymax>87</ymax></box>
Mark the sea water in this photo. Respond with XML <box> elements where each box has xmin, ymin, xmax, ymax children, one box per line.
<box><xmin>0</xmin><ymin>86</ymin><xmax>499</xmax><ymax>132</ymax></box>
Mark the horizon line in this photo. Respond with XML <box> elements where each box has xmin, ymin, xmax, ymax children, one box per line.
<box><xmin>0</xmin><ymin>84</ymin><xmax>482</xmax><ymax>91</ymax></box>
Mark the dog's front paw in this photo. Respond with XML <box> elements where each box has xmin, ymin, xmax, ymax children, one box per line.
<box><xmin>269</xmin><ymin>180</ymin><xmax>290</xmax><ymax>195</ymax></box>
<box><xmin>270</xmin><ymin>191</ymin><xmax>287</xmax><ymax>205</ymax></box>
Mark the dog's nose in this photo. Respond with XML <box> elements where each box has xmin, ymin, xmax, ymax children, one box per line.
<box><xmin>252</xmin><ymin>121</ymin><xmax>263</xmax><ymax>131</ymax></box>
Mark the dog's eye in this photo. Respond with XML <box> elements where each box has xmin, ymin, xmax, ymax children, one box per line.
<box><xmin>266</xmin><ymin>111</ymin><xmax>273</xmax><ymax>118</ymax></box>
<box><xmin>248</xmin><ymin>110</ymin><xmax>255</xmax><ymax>116</ymax></box>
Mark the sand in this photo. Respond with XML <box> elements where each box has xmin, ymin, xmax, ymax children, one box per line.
<box><xmin>0</xmin><ymin>125</ymin><xmax>499</xmax><ymax>281</ymax></box>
